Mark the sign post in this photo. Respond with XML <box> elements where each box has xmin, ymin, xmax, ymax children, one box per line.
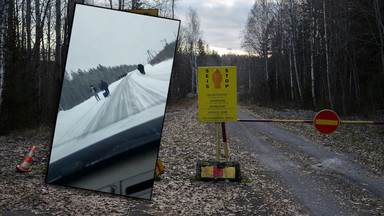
<box><xmin>216</xmin><ymin>123</ymin><xmax>220</xmax><ymax>161</ymax></box>
<box><xmin>196</xmin><ymin>66</ymin><xmax>240</xmax><ymax>182</ymax></box>
<box><xmin>314</xmin><ymin>109</ymin><xmax>340</xmax><ymax>134</ymax></box>
<box><xmin>198</xmin><ymin>66</ymin><xmax>237</xmax><ymax>161</ymax></box>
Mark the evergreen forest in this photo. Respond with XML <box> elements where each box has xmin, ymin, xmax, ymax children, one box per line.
<box><xmin>59</xmin><ymin>64</ymin><xmax>137</xmax><ymax>110</ymax></box>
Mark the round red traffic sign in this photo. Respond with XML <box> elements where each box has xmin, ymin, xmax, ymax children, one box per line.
<box><xmin>314</xmin><ymin>109</ymin><xmax>340</xmax><ymax>134</ymax></box>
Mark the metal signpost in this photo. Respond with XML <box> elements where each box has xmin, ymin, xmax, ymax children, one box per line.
<box><xmin>196</xmin><ymin>66</ymin><xmax>240</xmax><ymax>181</ymax></box>
<box><xmin>198</xmin><ymin>66</ymin><xmax>237</xmax><ymax>161</ymax></box>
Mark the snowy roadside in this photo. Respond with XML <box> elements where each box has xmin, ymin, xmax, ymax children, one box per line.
<box><xmin>51</xmin><ymin>60</ymin><xmax>172</xmax><ymax>163</ymax></box>
<box><xmin>0</xmin><ymin>99</ymin><xmax>308</xmax><ymax>215</ymax></box>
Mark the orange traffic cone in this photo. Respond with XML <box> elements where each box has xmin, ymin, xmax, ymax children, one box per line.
<box><xmin>16</xmin><ymin>146</ymin><xmax>36</xmax><ymax>172</ymax></box>
<box><xmin>155</xmin><ymin>159</ymin><xmax>164</xmax><ymax>177</ymax></box>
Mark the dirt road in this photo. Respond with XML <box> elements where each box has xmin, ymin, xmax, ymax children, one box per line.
<box><xmin>226</xmin><ymin>110</ymin><xmax>384</xmax><ymax>215</ymax></box>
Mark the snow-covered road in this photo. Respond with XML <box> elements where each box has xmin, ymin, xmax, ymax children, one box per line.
<box><xmin>49</xmin><ymin>60</ymin><xmax>173</xmax><ymax>163</ymax></box>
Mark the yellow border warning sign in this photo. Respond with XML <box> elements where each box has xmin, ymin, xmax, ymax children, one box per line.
<box><xmin>198</xmin><ymin>66</ymin><xmax>237</xmax><ymax>122</ymax></box>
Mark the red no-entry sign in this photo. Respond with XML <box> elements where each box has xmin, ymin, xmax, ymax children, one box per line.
<box><xmin>314</xmin><ymin>109</ymin><xmax>340</xmax><ymax>134</ymax></box>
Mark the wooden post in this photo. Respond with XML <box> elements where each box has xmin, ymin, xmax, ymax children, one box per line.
<box><xmin>216</xmin><ymin>122</ymin><xmax>220</xmax><ymax>161</ymax></box>
<box><xmin>221</xmin><ymin>122</ymin><xmax>228</xmax><ymax>158</ymax></box>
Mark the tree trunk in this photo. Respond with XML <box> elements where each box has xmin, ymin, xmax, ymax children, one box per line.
<box><xmin>287</xmin><ymin>0</ymin><xmax>302</xmax><ymax>103</ymax></box>
<box><xmin>275</xmin><ymin>55</ymin><xmax>278</xmax><ymax>98</ymax></box>
<box><xmin>191</xmin><ymin>53</ymin><xmax>194</xmax><ymax>95</ymax></box>
<box><xmin>323</xmin><ymin>0</ymin><xmax>334</xmax><ymax>110</ymax></box>
<box><xmin>262</xmin><ymin>0</ymin><xmax>269</xmax><ymax>92</ymax></box>
<box><xmin>46</xmin><ymin>3</ymin><xmax>51</xmax><ymax>63</ymax></box>
<box><xmin>190</xmin><ymin>45</ymin><xmax>197</xmax><ymax>95</ymax></box>
<box><xmin>21</xmin><ymin>0</ymin><xmax>25</xmax><ymax>49</ymax></box>
<box><xmin>345</xmin><ymin>43</ymin><xmax>360</xmax><ymax>100</ymax></box>
<box><xmin>264</xmin><ymin>42</ymin><xmax>268</xmax><ymax>83</ymax></box>
<box><xmin>249</xmin><ymin>56</ymin><xmax>252</xmax><ymax>94</ymax></box>
<box><xmin>186</xmin><ymin>8</ymin><xmax>201</xmax><ymax>95</ymax></box>
<box><xmin>310</xmin><ymin>10</ymin><xmax>316</xmax><ymax>108</ymax></box>
<box><xmin>34</xmin><ymin>0</ymin><xmax>41</xmax><ymax>65</ymax></box>
<box><xmin>351</xmin><ymin>46</ymin><xmax>360</xmax><ymax>100</ymax></box>
<box><xmin>55</xmin><ymin>0</ymin><xmax>61</xmax><ymax>68</ymax></box>
<box><xmin>374</xmin><ymin>0</ymin><xmax>384</xmax><ymax>73</ymax></box>
<box><xmin>340</xmin><ymin>54</ymin><xmax>347</xmax><ymax>115</ymax></box>
<box><xmin>289</xmin><ymin>44</ymin><xmax>294</xmax><ymax>101</ymax></box>
<box><xmin>292</xmin><ymin>37</ymin><xmax>303</xmax><ymax>103</ymax></box>
<box><xmin>131</xmin><ymin>0</ymin><xmax>135</xmax><ymax>10</ymax></box>
<box><xmin>15</xmin><ymin>0</ymin><xmax>20</xmax><ymax>47</ymax></box>
<box><xmin>26</xmin><ymin>0</ymin><xmax>31</xmax><ymax>54</ymax></box>
<box><xmin>194</xmin><ymin>53</ymin><xmax>198</xmax><ymax>95</ymax></box>
<box><xmin>0</xmin><ymin>0</ymin><xmax>7</xmax><ymax>111</ymax></box>
<box><xmin>172</xmin><ymin>0</ymin><xmax>174</xmax><ymax>19</ymax></box>
<box><xmin>34</xmin><ymin>0</ymin><xmax>42</xmax><ymax>112</ymax></box>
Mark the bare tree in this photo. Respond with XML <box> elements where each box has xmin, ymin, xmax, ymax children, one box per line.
<box><xmin>288</xmin><ymin>32</ymin><xmax>294</xmax><ymax>101</ymax></box>
<box><xmin>287</xmin><ymin>0</ymin><xmax>303</xmax><ymax>103</ymax></box>
<box><xmin>242</xmin><ymin>0</ymin><xmax>274</xmax><ymax>94</ymax></box>
<box><xmin>55</xmin><ymin>0</ymin><xmax>61</xmax><ymax>68</ymax></box>
<box><xmin>26</xmin><ymin>0</ymin><xmax>31</xmax><ymax>54</ymax></box>
<box><xmin>185</xmin><ymin>7</ymin><xmax>201</xmax><ymax>95</ymax></box>
<box><xmin>34</xmin><ymin>0</ymin><xmax>41</xmax><ymax>63</ymax></box>
<box><xmin>0</xmin><ymin>0</ymin><xmax>7</xmax><ymax>111</ymax></box>
<box><xmin>373</xmin><ymin>0</ymin><xmax>384</xmax><ymax>73</ymax></box>
<box><xmin>309</xmin><ymin>0</ymin><xmax>316</xmax><ymax>107</ymax></box>
<box><xmin>323</xmin><ymin>0</ymin><xmax>333</xmax><ymax>110</ymax></box>
<box><xmin>21</xmin><ymin>0</ymin><xmax>25</xmax><ymax>49</ymax></box>
<box><xmin>131</xmin><ymin>0</ymin><xmax>143</xmax><ymax>10</ymax></box>
<box><xmin>172</xmin><ymin>0</ymin><xmax>174</xmax><ymax>18</ymax></box>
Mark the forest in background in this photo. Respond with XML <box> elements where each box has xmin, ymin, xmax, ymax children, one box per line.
<box><xmin>171</xmin><ymin>0</ymin><xmax>384</xmax><ymax>118</ymax></box>
<box><xmin>59</xmin><ymin>64</ymin><xmax>136</xmax><ymax>110</ymax></box>
<box><xmin>240</xmin><ymin>0</ymin><xmax>384</xmax><ymax>116</ymax></box>
<box><xmin>0</xmin><ymin>0</ymin><xmax>383</xmax><ymax>133</ymax></box>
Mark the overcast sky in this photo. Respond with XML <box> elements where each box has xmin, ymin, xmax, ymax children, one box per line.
<box><xmin>174</xmin><ymin>0</ymin><xmax>254</xmax><ymax>55</ymax></box>
<box><xmin>66</xmin><ymin>4</ymin><xmax>180</xmax><ymax>73</ymax></box>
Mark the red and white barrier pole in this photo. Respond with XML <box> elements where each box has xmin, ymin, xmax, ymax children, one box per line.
<box><xmin>221</xmin><ymin>122</ymin><xmax>229</xmax><ymax>158</ymax></box>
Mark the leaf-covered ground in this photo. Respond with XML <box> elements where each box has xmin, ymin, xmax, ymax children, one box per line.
<box><xmin>1</xmin><ymin>99</ymin><xmax>309</xmax><ymax>215</ymax></box>
<box><xmin>2</xmin><ymin>98</ymin><xmax>383</xmax><ymax>215</ymax></box>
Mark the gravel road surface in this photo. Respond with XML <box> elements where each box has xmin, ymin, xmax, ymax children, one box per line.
<box><xmin>226</xmin><ymin>110</ymin><xmax>384</xmax><ymax>215</ymax></box>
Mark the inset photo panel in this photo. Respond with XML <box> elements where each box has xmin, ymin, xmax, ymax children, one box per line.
<box><xmin>46</xmin><ymin>4</ymin><xmax>180</xmax><ymax>200</ymax></box>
